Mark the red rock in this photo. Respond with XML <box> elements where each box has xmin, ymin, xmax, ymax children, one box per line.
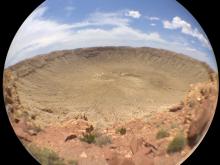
<box><xmin>169</xmin><ymin>103</ymin><xmax>183</xmax><ymax>112</ymax></box>
<box><xmin>187</xmin><ymin>99</ymin><xmax>213</xmax><ymax>146</ymax></box>
<box><xmin>121</xmin><ymin>158</ymin><xmax>135</xmax><ymax>165</ymax></box>
<box><xmin>79</xmin><ymin>157</ymin><xmax>108</xmax><ymax>165</ymax></box>
<box><xmin>133</xmin><ymin>148</ymin><xmax>154</xmax><ymax>165</ymax></box>
<box><xmin>130</xmin><ymin>136</ymin><xmax>144</xmax><ymax>154</ymax></box>
<box><xmin>107</xmin><ymin>154</ymin><xmax>135</xmax><ymax>165</ymax></box>
<box><xmin>103</xmin><ymin>149</ymin><xmax>115</xmax><ymax>161</ymax></box>
<box><xmin>107</xmin><ymin>154</ymin><xmax>123</xmax><ymax>165</ymax></box>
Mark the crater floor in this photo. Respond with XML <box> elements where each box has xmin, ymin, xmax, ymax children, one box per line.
<box><xmin>5</xmin><ymin>47</ymin><xmax>212</xmax><ymax>128</ymax></box>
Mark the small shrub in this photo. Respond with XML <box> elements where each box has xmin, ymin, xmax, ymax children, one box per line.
<box><xmin>26</xmin><ymin>123</ymin><xmax>42</xmax><ymax>136</ymax></box>
<box><xmin>95</xmin><ymin>135</ymin><xmax>112</xmax><ymax>146</ymax></box>
<box><xmin>31</xmin><ymin>114</ymin><xmax>37</xmax><ymax>120</ymax></box>
<box><xmin>116</xmin><ymin>127</ymin><xmax>126</xmax><ymax>135</ymax></box>
<box><xmin>27</xmin><ymin>145</ymin><xmax>66</xmax><ymax>165</ymax></box>
<box><xmin>68</xmin><ymin>160</ymin><xmax>78</xmax><ymax>165</ymax></box>
<box><xmin>156</xmin><ymin>123</ymin><xmax>161</xmax><ymax>128</ymax></box>
<box><xmin>85</xmin><ymin>125</ymin><xmax>94</xmax><ymax>133</ymax></box>
<box><xmin>188</xmin><ymin>133</ymin><xmax>201</xmax><ymax>147</ymax></box>
<box><xmin>188</xmin><ymin>100</ymin><xmax>195</xmax><ymax>108</ymax></box>
<box><xmin>32</xmin><ymin>125</ymin><xmax>42</xmax><ymax>133</ymax></box>
<box><xmin>92</xmin><ymin>128</ymin><xmax>102</xmax><ymax>137</ymax></box>
<box><xmin>156</xmin><ymin>129</ymin><xmax>169</xmax><ymax>139</ymax></box>
<box><xmin>167</xmin><ymin>134</ymin><xmax>186</xmax><ymax>153</ymax></box>
<box><xmin>80</xmin><ymin>133</ymin><xmax>96</xmax><ymax>144</ymax></box>
<box><xmin>170</xmin><ymin>123</ymin><xmax>178</xmax><ymax>129</ymax></box>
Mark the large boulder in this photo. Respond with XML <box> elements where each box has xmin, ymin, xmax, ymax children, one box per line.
<box><xmin>186</xmin><ymin>81</ymin><xmax>217</xmax><ymax>147</ymax></box>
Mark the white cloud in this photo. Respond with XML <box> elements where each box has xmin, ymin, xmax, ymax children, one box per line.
<box><xmin>146</xmin><ymin>16</ymin><xmax>160</xmax><ymax>21</ymax></box>
<box><xmin>61</xmin><ymin>27</ymin><xmax>164</xmax><ymax>49</ymax></box>
<box><xmin>125</xmin><ymin>10</ymin><xmax>141</xmax><ymax>18</ymax></box>
<box><xmin>5</xmin><ymin>7</ymin><xmax>214</xmax><ymax>69</ymax></box>
<box><xmin>150</xmin><ymin>23</ymin><xmax>156</xmax><ymax>26</ymax></box>
<box><xmin>87</xmin><ymin>11</ymin><xmax>130</xmax><ymax>26</ymax></box>
<box><xmin>55</xmin><ymin>11</ymin><xmax>130</xmax><ymax>29</ymax></box>
<box><xmin>5</xmin><ymin>7</ymin><xmax>162</xmax><ymax>67</ymax></box>
<box><xmin>163</xmin><ymin>16</ymin><xmax>210</xmax><ymax>48</ymax></box>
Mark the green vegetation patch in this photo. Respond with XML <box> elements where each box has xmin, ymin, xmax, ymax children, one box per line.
<box><xmin>68</xmin><ymin>160</ymin><xmax>78</xmax><ymax>165</ymax></box>
<box><xmin>95</xmin><ymin>135</ymin><xmax>112</xmax><ymax>146</ymax></box>
<box><xmin>156</xmin><ymin>129</ymin><xmax>170</xmax><ymax>139</ymax></box>
<box><xmin>116</xmin><ymin>127</ymin><xmax>126</xmax><ymax>135</ymax></box>
<box><xmin>80</xmin><ymin>133</ymin><xmax>96</xmax><ymax>144</ymax></box>
<box><xmin>27</xmin><ymin>144</ymin><xmax>67</xmax><ymax>165</ymax></box>
<box><xmin>167</xmin><ymin>134</ymin><xmax>186</xmax><ymax>153</ymax></box>
<box><xmin>170</xmin><ymin>123</ymin><xmax>178</xmax><ymax>129</ymax></box>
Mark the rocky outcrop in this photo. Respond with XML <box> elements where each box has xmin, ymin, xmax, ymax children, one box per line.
<box><xmin>184</xmin><ymin>76</ymin><xmax>218</xmax><ymax>146</ymax></box>
<box><xmin>3</xmin><ymin>69</ymin><xmax>22</xmax><ymax>119</ymax></box>
<box><xmin>169</xmin><ymin>102</ymin><xmax>184</xmax><ymax>112</ymax></box>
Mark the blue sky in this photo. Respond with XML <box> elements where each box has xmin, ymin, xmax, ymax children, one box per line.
<box><xmin>6</xmin><ymin>0</ymin><xmax>218</xmax><ymax>70</ymax></box>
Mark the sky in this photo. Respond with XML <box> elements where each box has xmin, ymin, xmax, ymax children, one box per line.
<box><xmin>5</xmin><ymin>0</ymin><xmax>218</xmax><ymax>71</ymax></box>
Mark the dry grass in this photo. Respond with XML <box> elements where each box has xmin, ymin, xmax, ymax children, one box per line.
<box><xmin>80</xmin><ymin>133</ymin><xmax>96</xmax><ymax>144</ymax></box>
<box><xmin>116</xmin><ymin>127</ymin><xmax>126</xmax><ymax>135</ymax></box>
<box><xmin>27</xmin><ymin>144</ymin><xmax>67</xmax><ymax>165</ymax></box>
<box><xmin>95</xmin><ymin>135</ymin><xmax>112</xmax><ymax>146</ymax></box>
<box><xmin>156</xmin><ymin>129</ymin><xmax>169</xmax><ymax>139</ymax></box>
<box><xmin>167</xmin><ymin>134</ymin><xmax>186</xmax><ymax>153</ymax></box>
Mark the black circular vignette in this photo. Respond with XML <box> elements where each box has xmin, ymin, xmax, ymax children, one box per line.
<box><xmin>0</xmin><ymin>1</ymin><xmax>44</xmax><ymax>164</ymax></box>
<box><xmin>0</xmin><ymin>0</ymin><xmax>219</xmax><ymax>164</ymax></box>
<box><xmin>177</xmin><ymin>0</ymin><xmax>220</xmax><ymax>164</ymax></box>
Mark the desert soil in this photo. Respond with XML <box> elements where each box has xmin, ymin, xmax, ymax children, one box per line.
<box><xmin>3</xmin><ymin>47</ymin><xmax>218</xmax><ymax>165</ymax></box>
